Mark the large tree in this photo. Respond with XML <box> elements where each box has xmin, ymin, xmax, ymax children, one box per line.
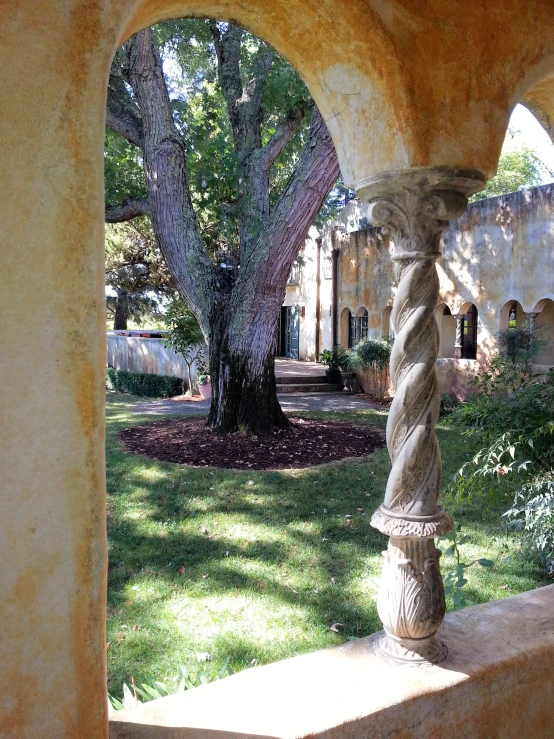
<box><xmin>105</xmin><ymin>219</ymin><xmax>172</xmax><ymax>329</ymax></box>
<box><xmin>105</xmin><ymin>20</ymin><xmax>339</xmax><ymax>434</ymax></box>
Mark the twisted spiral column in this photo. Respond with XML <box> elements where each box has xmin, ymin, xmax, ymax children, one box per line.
<box><xmin>360</xmin><ymin>170</ymin><xmax>483</xmax><ymax>664</ymax></box>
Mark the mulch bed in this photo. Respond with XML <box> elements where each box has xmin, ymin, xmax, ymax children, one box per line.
<box><xmin>118</xmin><ymin>417</ymin><xmax>386</xmax><ymax>470</ymax></box>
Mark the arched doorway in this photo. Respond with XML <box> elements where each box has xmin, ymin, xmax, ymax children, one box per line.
<box><xmin>382</xmin><ymin>305</ymin><xmax>394</xmax><ymax>340</ymax></box>
<box><xmin>340</xmin><ymin>307</ymin><xmax>352</xmax><ymax>349</ymax></box>
<box><xmin>435</xmin><ymin>303</ymin><xmax>456</xmax><ymax>358</ymax></box>
<box><xmin>460</xmin><ymin>303</ymin><xmax>478</xmax><ymax>360</ymax></box>
<box><xmin>533</xmin><ymin>298</ymin><xmax>554</xmax><ymax>364</ymax></box>
<box><xmin>500</xmin><ymin>299</ymin><xmax>525</xmax><ymax>331</ymax></box>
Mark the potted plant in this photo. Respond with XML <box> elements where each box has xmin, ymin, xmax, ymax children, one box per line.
<box><xmin>196</xmin><ymin>356</ymin><xmax>212</xmax><ymax>400</ymax></box>
<box><xmin>318</xmin><ymin>345</ymin><xmax>345</xmax><ymax>384</ymax></box>
<box><xmin>339</xmin><ymin>349</ymin><xmax>356</xmax><ymax>392</ymax></box>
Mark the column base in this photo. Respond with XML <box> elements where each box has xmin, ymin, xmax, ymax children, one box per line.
<box><xmin>375</xmin><ymin>632</ymin><xmax>448</xmax><ymax>666</ymax></box>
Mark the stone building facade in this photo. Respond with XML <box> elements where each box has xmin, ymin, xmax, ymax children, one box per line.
<box><xmin>282</xmin><ymin>183</ymin><xmax>554</xmax><ymax>396</ymax></box>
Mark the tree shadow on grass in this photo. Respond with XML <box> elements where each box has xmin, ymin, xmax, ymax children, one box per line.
<box><xmin>105</xmin><ymin>399</ymin><xmax>546</xmax><ymax>688</ymax></box>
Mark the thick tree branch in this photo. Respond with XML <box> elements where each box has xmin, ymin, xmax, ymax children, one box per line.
<box><xmin>105</xmin><ymin>198</ymin><xmax>150</xmax><ymax>222</ymax></box>
<box><xmin>240</xmin><ymin>107</ymin><xmax>339</xmax><ymax>297</ymax></box>
<box><xmin>257</xmin><ymin>100</ymin><xmax>313</xmax><ymax>172</ymax></box>
<box><xmin>106</xmin><ymin>59</ymin><xmax>144</xmax><ymax>147</ymax></box>
<box><xmin>125</xmin><ymin>28</ymin><xmax>216</xmax><ymax>331</ymax></box>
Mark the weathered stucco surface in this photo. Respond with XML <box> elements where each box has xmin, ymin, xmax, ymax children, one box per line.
<box><xmin>109</xmin><ymin>585</ymin><xmax>554</xmax><ymax>738</ymax></box>
<box><xmin>2</xmin><ymin>1</ymin><xmax>554</xmax><ymax>736</ymax></box>
<box><xmin>317</xmin><ymin>184</ymin><xmax>554</xmax><ymax>365</ymax></box>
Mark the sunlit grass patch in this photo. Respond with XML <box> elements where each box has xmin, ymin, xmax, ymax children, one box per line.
<box><xmin>105</xmin><ymin>391</ymin><xmax>548</xmax><ymax>691</ymax></box>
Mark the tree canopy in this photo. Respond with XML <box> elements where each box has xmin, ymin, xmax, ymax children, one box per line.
<box><xmin>105</xmin><ymin>219</ymin><xmax>172</xmax><ymax>329</ymax></box>
<box><xmin>471</xmin><ymin>129</ymin><xmax>552</xmax><ymax>201</ymax></box>
<box><xmin>105</xmin><ymin>19</ymin><xmax>339</xmax><ymax>433</ymax></box>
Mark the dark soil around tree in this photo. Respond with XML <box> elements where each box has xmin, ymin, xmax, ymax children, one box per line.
<box><xmin>118</xmin><ymin>417</ymin><xmax>386</xmax><ymax>470</ymax></box>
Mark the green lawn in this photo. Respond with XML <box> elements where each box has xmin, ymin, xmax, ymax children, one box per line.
<box><xmin>105</xmin><ymin>392</ymin><xmax>547</xmax><ymax>693</ymax></box>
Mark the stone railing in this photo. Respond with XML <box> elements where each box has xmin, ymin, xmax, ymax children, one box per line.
<box><xmin>109</xmin><ymin>584</ymin><xmax>554</xmax><ymax>738</ymax></box>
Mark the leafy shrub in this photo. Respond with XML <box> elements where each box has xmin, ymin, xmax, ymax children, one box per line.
<box><xmin>109</xmin><ymin>658</ymin><xmax>234</xmax><ymax>712</ymax></box>
<box><xmin>446</xmin><ymin>339</ymin><xmax>554</xmax><ymax>571</ymax></box>
<box><xmin>163</xmin><ymin>297</ymin><xmax>205</xmax><ymax>394</ymax></box>
<box><xmin>504</xmin><ymin>472</ymin><xmax>554</xmax><ymax>575</ymax></box>
<box><xmin>106</xmin><ymin>368</ymin><xmax>183</xmax><ymax>397</ymax></box>
<box><xmin>439</xmin><ymin>393</ymin><xmax>460</xmax><ymax>417</ymax></box>
<box><xmin>318</xmin><ymin>345</ymin><xmax>347</xmax><ymax>371</ymax></box>
<box><xmin>437</xmin><ymin>526</ymin><xmax>494</xmax><ymax>610</ymax></box>
<box><xmin>498</xmin><ymin>324</ymin><xmax>545</xmax><ymax>367</ymax></box>
<box><xmin>350</xmin><ymin>338</ymin><xmax>392</xmax><ymax>400</ymax></box>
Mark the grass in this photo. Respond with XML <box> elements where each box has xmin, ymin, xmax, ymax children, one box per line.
<box><xmin>105</xmin><ymin>392</ymin><xmax>548</xmax><ymax>694</ymax></box>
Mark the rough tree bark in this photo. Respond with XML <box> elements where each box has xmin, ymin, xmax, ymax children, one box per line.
<box><xmin>106</xmin><ymin>24</ymin><xmax>339</xmax><ymax>434</ymax></box>
<box><xmin>113</xmin><ymin>291</ymin><xmax>129</xmax><ymax>330</ymax></box>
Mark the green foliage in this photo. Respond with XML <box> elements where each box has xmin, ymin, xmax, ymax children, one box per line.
<box><xmin>318</xmin><ymin>345</ymin><xmax>346</xmax><ymax>371</ymax></box>
<box><xmin>105</xmin><ymin>131</ymin><xmax>147</xmax><ymax>207</ymax></box>
<box><xmin>109</xmin><ymin>658</ymin><xmax>234</xmax><ymax>711</ymax></box>
<box><xmin>351</xmin><ymin>338</ymin><xmax>391</xmax><ymax>371</ymax></box>
<box><xmin>104</xmin><ymin>394</ymin><xmax>547</xmax><ymax>689</ymax></box>
<box><xmin>470</xmin><ymin>136</ymin><xmax>544</xmax><ymax>202</ymax></box>
<box><xmin>498</xmin><ymin>325</ymin><xmax>545</xmax><ymax>367</ymax></box>
<box><xmin>504</xmin><ymin>472</ymin><xmax>554</xmax><ymax>575</ymax></box>
<box><xmin>106</xmin><ymin>19</ymin><xmax>313</xmax><ymax>261</ymax></box>
<box><xmin>163</xmin><ymin>297</ymin><xmax>205</xmax><ymax>393</ymax></box>
<box><xmin>105</xmin><ymin>219</ymin><xmax>172</xmax><ymax>328</ymax></box>
<box><xmin>195</xmin><ymin>355</ymin><xmax>210</xmax><ymax>385</ymax></box>
<box><xmin>106</xmin><ymin>368</ymin><xmax>183</xmax><ymax>398</ymax></box>
<box><xmin>349</xmin><ymin>338</ymin><xmax>392</xmax><ymax>401</ymax></box>
<box><xmin>437</xmin><ymin>527</ymin><xmax>494</xmax><ymax>610</ymax></box>
<box><xmin>440</xmin><ymin>393</ymin><xmax>460</xmax><ymax>417</ymax></box>
<box><xmin>446</xmin><ymin>331</ymin><xmax>554</xmax><ymax>572</ymax></box>
<box><xmin>164</xmin><ymin>298</ymin><xmax>204</xmax><ymax>351</ymax></box>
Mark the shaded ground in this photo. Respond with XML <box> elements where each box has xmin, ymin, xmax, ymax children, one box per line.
<box><xmin>106</xmin><ymin>392</ymin><xmax>548</xmax><ymax>695</ymax></box>
<box><xmin>119</xmin><ymin>416</ymin><xmax>386</xmax><ymax>470</ymax></box>
<box><xmin>131</xmin><ymin>393</ymin><xmax>381</xmax><ymax>416</ymax></box>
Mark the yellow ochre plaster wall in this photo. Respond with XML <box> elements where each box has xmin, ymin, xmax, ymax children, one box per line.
<box><xmin>2</xmin><ymin>1</ymin><xmax>554</xmax><ymax>737</ymax></box>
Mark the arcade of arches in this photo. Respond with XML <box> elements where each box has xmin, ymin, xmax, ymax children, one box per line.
<box><xmin>3</xmin><ymin>1</ymin><xmax>554</xmax><ymax>736</ymax></box>
<box><xmin>286</xmin><ymin>183</ymin><xmax>554</xmax><ymax>397</ymax></box>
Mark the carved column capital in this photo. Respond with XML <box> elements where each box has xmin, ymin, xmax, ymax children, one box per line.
<box><xmin>368</xmin><ymin>188</ymin><xmax>467</xmax><ymax>261</ymax></box>
<box><xmin>356</xmin><ymin>169</ymin><xmax>482</xmax><ymax>665</ymax></box>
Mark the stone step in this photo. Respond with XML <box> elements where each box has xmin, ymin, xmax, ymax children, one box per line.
<box><xmin>276</xmin><ymin>374</ymin><xmax>328</xmax><ymax>385</ymax></box>
<box><xmin>276</xmin><ymin>383</ymin><xmax>343</xmax><ymax>394</ymax></box>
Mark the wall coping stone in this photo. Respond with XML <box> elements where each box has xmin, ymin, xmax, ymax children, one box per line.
<box><xmin>109</xmin><ymin>584</ymin><xmax>554</xmax><ymax>738</ymax></box>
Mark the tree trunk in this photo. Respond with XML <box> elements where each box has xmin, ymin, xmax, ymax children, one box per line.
<box><xmin>207</xmin><ymin>291</ymin><xmax>288</xmax><ymax>434</ymax></box>
<box><xmin>113</xmin><ymin>29</ymin><xmax>339</xmax><ymax>436</ymax></box>
<box><xmin>113</xmin><ymin>293</ymin><xmax>129</xmax><ymax>330</ymax></box>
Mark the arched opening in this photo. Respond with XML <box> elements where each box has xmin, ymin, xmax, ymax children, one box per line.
<box><xmin>435</xmin><ymin>303</ymin><xmax>456</xmax><ymax>358</ymax></box>
<box><xmin>355</xmin><ymin>306</ymin><xmax>369</xmax><ymax>343</ymax></box>
<box><xmin>382</xmin><ymin>305</ymin><xmax>394</xmax><ymax>340</ymax></box>
<box><xmin>460</xmin><ymin>303</ymin><xmax>478</xmax><ymax>360</ymax></box>
<box><xmin>533</xmin><ymin>298</ymin><xmax>554</xmax><ymax>364</ymax></box>
<box><xmin>500</xmin><ymin>300</ymin><xmax>525</xmax><ymax>331</ymax></box>
<box><xmin>340</xmin><ymin>307</ymin><xmax>352</xmax><ymax>349</ymax></box>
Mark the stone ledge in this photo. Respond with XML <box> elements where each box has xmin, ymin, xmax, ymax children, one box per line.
<box><xmin>109</xmin><ymin>585</ymin><xmax>554</xmax><ymax>739</ymax></box>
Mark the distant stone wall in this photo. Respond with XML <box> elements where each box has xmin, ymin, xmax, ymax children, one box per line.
<box><xmin>106</xmin><ymin>333</ymin><xmax>202</xmax><ymax>389</ymax></box>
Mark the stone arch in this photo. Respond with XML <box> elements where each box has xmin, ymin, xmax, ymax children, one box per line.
<box><xmin>458</xmin><ymin>303</ymin><xmax>478</xmax><ymax>360</ymax></box>
<box><xmin>435</xmin><ymin>303</ymin><xmax>456</xmax><ymax>359</ymax></box>
<box><xmin>355</xmin><ymin>306</ymin><xmax>369</xmax><ymax>342</ymax></box>
<box><xmin>382</xmin><ymin>305</ymin><xmax>394</xmax><ymax>340</ymax></box>
<box><xmin>118</xmin><ymin>0</ymin><xmax>413</xmax><ymax>191</ymax></box>
<box><xmin>533</xmin><ymin>298</ymin><xmax>554</xmax><ymax>365</ymax></box>
<box><xmin>340</xmin><ymin>307</ymin><xmax>352</xmax><ymax>350</ymax></box>
<box><xmin>500</xmin><ymin>299</ymin><xmax>525</xmax><ymax>331</ymax></box>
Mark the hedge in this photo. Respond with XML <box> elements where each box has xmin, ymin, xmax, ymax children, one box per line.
<box><xmin>106</xmin><ymin>368</ymin><xmax>183</xmax><ymax>398</ymax></box>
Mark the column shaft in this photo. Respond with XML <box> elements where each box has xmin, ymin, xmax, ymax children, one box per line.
<box><xmin>362</xmin><ymin>169</ymin><xmax>484</xmax><ymax>664</ymax></box>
